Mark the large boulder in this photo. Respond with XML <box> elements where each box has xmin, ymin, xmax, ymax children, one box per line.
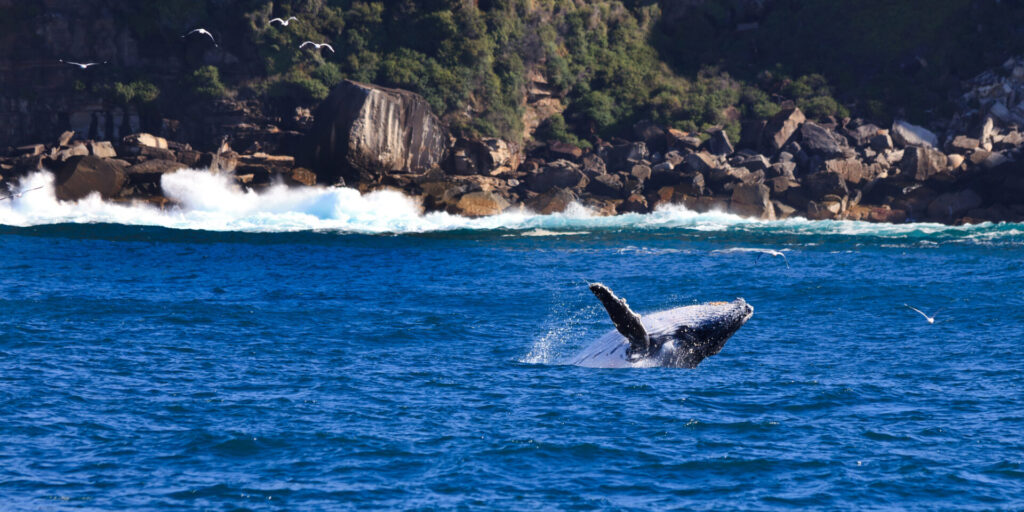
<box><xmin>55</xmin><ymin>155</ymin><xmax>127</xmax><ymax>201</ymax></box>
<box><xmin>730</xmin><ymin>182</ymin><xmax>775</xmax><ymax>220</ymax></box>
<box><xmin>799</xmin><ymin>122</ymin><xmax>848</xmax><ymax>158</ymax></box>
<box><xmin>764</xmin><ymin>107</ymin><xmax>806</xmax><ymax>152</ymax></box>
<box><xmin>526</xmin><ymin>160</ymin><xmax>588</xmax><ymax>193</ymax></box>
<box><xmin>900</xmin><ymin>146</ymin><xmax>950</xmax><ymax>181</ymax></box>
<box><xmin>891</xmin><ymin>120</ymin><xmax>939</xmax><ymax>148</ymax></box>
<box><xmin>306</xmin><ymin>80</ymin><xmax>449</xmax><ymax>183</ymax></box>
<box><xmin>454</xmin><ymin>191</ymin><xmax>511</xmax><ymax>217</ymax></box>
<box><xmin>927</xmin><ymin>189</ymin><xmax>983</xmax><ymax>221</ymax></box>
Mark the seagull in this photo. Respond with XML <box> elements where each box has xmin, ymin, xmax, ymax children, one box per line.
<box><xmin>904</xmin><ymin>304</ymin><xmax>940</xmax><ymax>324</ymax></box>
<box><xmin>300</xmin><ymin>41</ymin><xmax>334</xmax><ymax>53</ymax></box>
<box><xmin>0</xmin><ymin>186</ymin><xmax>44</xmax><ymax>201</ymax></box>
<box><xmin>712</xmin><ymin>247</ymin><xmax>790</xmax><ymax>268</ymax></box>
<box><xmin>59</xmin><ymin>60</ymin><xmax>107</xmax><ymax>69</ymax></box>
<box><xmin>269</xmin><ymin>16</ymin><xmax>298</xmax><ymax>27</ymax></box>
<box><xmin>183</xmin><ymin>28</ymin><xmax>218</xmax><ymax>46</ymax></box>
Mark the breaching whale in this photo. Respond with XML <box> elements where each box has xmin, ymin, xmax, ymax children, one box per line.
<box><xmin>569</xmin><ymin>283</ymin><xmax>753</xmax><ymax>368</ymax></box>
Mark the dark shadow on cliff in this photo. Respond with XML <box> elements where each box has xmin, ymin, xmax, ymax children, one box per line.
<box><xmin>651</xmin><ymin>0</ymin><xmax>1024</xmax><ymax>122</ymax></box>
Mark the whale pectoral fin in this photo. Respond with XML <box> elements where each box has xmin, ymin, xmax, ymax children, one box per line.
<box><xmin>589</xmin><ymin>283</ymin><xmax>650</xmax><ymax>357</ymax></box>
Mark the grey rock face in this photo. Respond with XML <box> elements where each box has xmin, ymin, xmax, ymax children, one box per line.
<box><xmin>307</xmin><ymin>80</ymin><xmax>449</xmax><ymax>183</ymax></box>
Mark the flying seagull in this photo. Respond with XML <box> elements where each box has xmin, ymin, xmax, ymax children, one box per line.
<box><xmin>269</xmin><ymin>16</ymin><xmax>298</xmax><ymax>27</ymax></box>
<box><xmin>183</xmin><ymin>28</ymin><xmax>218</xmax><ymax>46</ymax></box>
<box><xmin>712</xmin><ymin>247</ymin><xmax>790</xmax><ymax>268</ymax></box>
<box><xmin>59</xmin><ymin>60</ymin><xmax>107</xmax><ymax>69</ymax></box>
<box><xmin>904</xmin><ymin>304</ymin><xmax>940</xmax><ymax>324</ymax></box>
<box><xmin>0</xmin><ymin>186</ymin><xmax>44</xmax><ymax>201</ymax></box>
<box><xmin>300</xmin><ymin>41</ymin><xmax>334</xmax><ymax>53</ymax></box>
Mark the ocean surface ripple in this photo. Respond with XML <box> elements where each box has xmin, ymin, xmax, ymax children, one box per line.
<box><xmin>1</xmin><ymin>174</ymin><xmax>1023</xmax><ymax>510</ymax></box>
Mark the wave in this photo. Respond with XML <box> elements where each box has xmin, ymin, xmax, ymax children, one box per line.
<box><xmin>2</xmin><ymin>170</ymin><xmax>1023</xmax><ymax>240</ymax></box>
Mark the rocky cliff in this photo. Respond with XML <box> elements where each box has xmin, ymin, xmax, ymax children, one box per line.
<box><xmin>307</xmin><ymin>81</ymin><xmax>449</xmax><ymax>184</ymax></box>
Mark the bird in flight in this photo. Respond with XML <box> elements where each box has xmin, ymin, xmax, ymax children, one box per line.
<box><xmin>59</xmin><ymin>60</ymin><xmax>107</xmax><ymax>69</ymax></box>
<box><xmin>183</xmin><ymin>28</ymin><xmax>218</xmax><ymax>46</ymax></box>
<box><xmin>712</xmin><ymin>247</ymin><xmax>790</xmax><ymax>268</ymax></box>
<box><xmin>904</xmin><ymin>304</ymin><xmax>940</xmax><ymax>324</ymax></box>
<box><xmin>300</xmin><ymin>41</ymin><xmax>335</xmax><ymax>53</ymax></box>
<box><xmin>269</xmin><ymin>16</ymin><xmax>298</xmax><ymax>27</ymax></box>
<box><xmin>0</xmin><ymin>186</ymin><xmax>44</xmax><ymax>201</ymax></box>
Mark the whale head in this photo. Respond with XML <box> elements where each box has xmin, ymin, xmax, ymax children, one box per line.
<box><xmin>648</xmin><ymin>298</ymin><xmax>753</xmax><ymax>367</ymax></box>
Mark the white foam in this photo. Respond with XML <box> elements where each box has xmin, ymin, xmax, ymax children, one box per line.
<box><xmin>1</xmin><ymin>169</ymin><xmax>1022</xmax><ymax>238</ymax></box>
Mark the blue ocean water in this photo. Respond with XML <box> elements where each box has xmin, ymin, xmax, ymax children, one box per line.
<box><xmin>1</xmin><ymin>174</ymin><xmax>1024</xmax><ymax>510</ymax></box>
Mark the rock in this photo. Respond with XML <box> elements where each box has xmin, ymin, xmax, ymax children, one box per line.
<box><xmin>605</xmin><ymin>142</ymin><xmax>649</xmax><ymax>171</ymax></box>
<box><xmin>288</xmin><ymin>167</ymin><xmax>317</xmax><ymax>187</ymax></box>
<box><xmin>666</xmin><ymin>128</ymin><xmax>701</xmax><ymax>152</ymax></box>
<box><xmin>767</xmin><ymin>161</ymin><xmax>797</xmax><ymax>180</ymax></box>
<box><xmin>844</xmin><ymin>123</ymin><xmax>881</xmax><ymax>146</ymax></box>
<box><xmin>580</xmin><ymin>153</ymin><xmax>607</xmax><ymax>176</ymax></box>
<box><xmin>307</xmin><ymin>80</ymin><xmax>449</xmax><ymax>183</ymax></box>
<box><xmin>526</xmin><ymin>160</ymin><xmax>588</xmax><ymax>193</ymax></box>
<box><xmin>982</xmin><ymin>151</ymin><xmax>1009</xmax><ymax>169</ymax></box>
<box><xmin>55</xmin><ymin>143</ymin><xmax>89</xmax><ymax>161</ymax></box>
<box><xmin>764</xmin><ymin>107</ymin><xmax>806</xmax><ymax>152</ymax></box>
<box><xmin>707</xmin><ymin>129</ymin><xmax>734</xmax><ymax>155</ymax></box>
<box><xmin>767</xmin><ymin>176</ymin><xmax>799</xmax><ymax>195</ymax></box>
<box><xmin>54</xmin><ymin>155</ymin><xmax>127</xmax><ymax>201</ymax></box>
<box><xmin>733</xmin><ymin>153</ymin><xmax>770</xmax><ymax>172</ymax></box>
<box><xmin>140</xmin><ymin>146</ymin><xmax>177</xmax><ymax>161</ymax></box>
<box><xmin>618</xmin><ymin>193</ymin><xmax>649</xmax><ymax>214</ymax></box>
<box><xmin>648</xmin><ymin>167</ymin><xmax>705</xmax><ymax>196</ymax></box>
<box><xmin>455</xmin><ymin>191</ymin><xmax>511</xmax><ymax>217</ymax></box>
<box><xmin>527</xmin><ymin>187</ymin><xmax>576</xmax><ymax>214</ymax></box>
<box><xmin>900</xmin><ymin>146</ymin><xmax>950</xmax><ymax>181</ymax></box>
<box><xmin>730</xmin><ymin>182</ymin><xmax>775</xmax><ymax>220</ymax></box>
<box><xmin>867</xmin><ymin>205</ymin><xmax>907</xmax><ymax>223</ymax></box>
<box><xmin>88</xmin><ymin>141</ymin><xmax>117</xmax><ymax>159</ymax></box>
<box><xmin>123</xmin><ymin>133</ymin><xmax>169</xmax><ymax>150</ymax></box>
<box><xmin>823</xmin><ymin>157</ymin><xmax>881</xmax><ymax>184</ymax></box>
<box><xmin>947</xmin><ymin>153</ymin><xmax>965</xmax><ymax>170</ymax></box>
<box><xmin>683</xmin><ymin>151</ymin><xmax>716</xmax><ymax>173</ymax></box>
<box><xmin>58</xmin><ymin>131</ymin><xmax>75</xmax><ymax>146</ymax></box>
<box><xmin>15</xmin><ymin>144</ymin><xmax>45</xmax><ymax>157</ymax></box>
<box><xmin>125</xmin><ymin>159</ymin><xmax>186</xmax><ymax>180</ymax></box>
<box><xmin>799</xmin><ymin>122</ymin><xmax>848</xmax><ymax>158</ymax></box>
<box><xmin>772</xmin><ymin>200</ymin><xmax>796</xmax><ymax>219</ymax></box>
<box><xmin>587</xmin><ymin>173</ymin><xmax>627</xmax><ymax>198</ymax></box>
<box><xmin>803</xmin><ymin>170</ymin><xmax>848</xmax><ymax>200</ymax></box>
<box><xmin>630</xmin><ymin>164</ymin><xmax>652</xmax><ymax>183</ymax></box>
<box><xmin>869</xmin><ymin>133</ymin><xmax>894</xmax><ymax>151</ymax></box>
<box><xmin>948</xmin><ymin>136</ymin><xmax>980</xmax><ymax>154</ymax></box>
<box><xmin>547</xmin><ymin>141</ymin><xmax>583</xmax><ymax>162</ymax></box>
<box><xmin>891</xmin><ymin>120</ymin><xmax>938</xmax><ymax>148</ymax></box>
<box><xmin>927</xmin><ymin>189</ymin><xmax>983</xmax><ymax>220</ymax></box>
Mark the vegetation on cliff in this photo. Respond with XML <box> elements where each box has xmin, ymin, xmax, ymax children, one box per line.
<box><xmin>3</xmin><ymin>0</ymin><xmax>1023</xmax><ymax>148</ymax></box>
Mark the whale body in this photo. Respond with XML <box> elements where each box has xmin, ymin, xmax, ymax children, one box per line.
<box><xmin>569</xmin><ymin>283</ymin><xmax>753</xmax><ymax>368</ymax></box>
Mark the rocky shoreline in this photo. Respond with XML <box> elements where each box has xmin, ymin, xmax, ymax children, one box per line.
<box><xmin>5</xmin><ymin>60</ymin><xmax>1024</xmax><ymax>225</ymax></box>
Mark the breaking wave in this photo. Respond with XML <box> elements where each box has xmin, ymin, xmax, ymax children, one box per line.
<box><xmin>2</xmin><ymin>170</ymin><xmax>1023</xmax><ymax>240</ymax></box>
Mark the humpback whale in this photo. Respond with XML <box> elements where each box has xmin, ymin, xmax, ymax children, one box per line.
<box><xmin>569</xmin><ymin>283</ymin><xmax>753</xmax><ymax>368</ymax></box>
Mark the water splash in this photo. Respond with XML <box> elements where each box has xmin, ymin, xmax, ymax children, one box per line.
<box><xmin>1</xmin><ymin>170</ymin><xmax>1023</xmax><ymax>241</ymax></box>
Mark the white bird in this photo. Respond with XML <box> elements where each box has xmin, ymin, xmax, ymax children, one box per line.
<box><xmin>713</xmin><ymin>247</ymin><xmax>790</xmax><ymax>268</ymax></box>
<box><xmin>300</xmin><ymin>41</ymin><xmax>334</xmax><ymax>53</ymax></box>
<box><xmin>183</xmin><ymin>28</ymin><xmax>218</xmax><ymax>46</ymax></box>
<box><xmin>269</xmin><ymin>16</ymin><xmax>298</xmax><ymax>27</ymax></box>
<box><xmin>59</xmin><ymin>59</ymin><xmax>106</xmax><ymax>69</ymax></box>
<box><xmin>0</xmin><ymin>186</ymin><xmax>43</xmax><ymax>201</ymax></box>
<box><xmin>904</xmin><ymin>304</ymin><xmax>940</xmax><ymax>324</ymax></box>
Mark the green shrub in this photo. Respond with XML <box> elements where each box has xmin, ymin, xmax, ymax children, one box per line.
<box><xmin>189</xmin><ymin>66</ymin><xmax>227</xmax><ymax>100</ymax></box>
<box><xmin>269</xmin><ymin>69</ymin><xmax>330</xmax><ymax>103</ymax></box>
